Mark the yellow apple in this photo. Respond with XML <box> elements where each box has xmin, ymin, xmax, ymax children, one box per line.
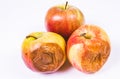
<box><xmin>22</xmin><ymin>32</ymin><xmax>66</xmax><ymax>73</ymax></box>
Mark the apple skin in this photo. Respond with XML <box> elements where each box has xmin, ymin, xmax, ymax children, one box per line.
<box><xmin>45</xmin><ymin>2</ymin><xmax>84</xmax><ymax>40</ymax></box>
<box><xmin>22</xmin><ymin>32</ymin><xmax>66</xmax><ymax>73</ymax></box>
<box><xmin>67</xmin><ymin>24</ymin><xmax>111</xmax><ymax>73</ymax></box>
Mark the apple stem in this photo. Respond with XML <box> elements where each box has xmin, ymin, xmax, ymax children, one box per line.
<box><xmin>80</xmin><ymin>33</ymin><xmax>86</xmax><ymax>36</ymax></box>
<box><xmin>65</xmin><ymin>1</ymin><xmax>68</xmax><ymax>10</ymax></box>
<box><xmin>26</xmin><ymin>35</ymin><xmax>37</xmax><ymax>39</ymax></box>
<box><xmin>80</xmin><ymin>33</ymin><xmax>91</xmax><ymax>39</ymax></box>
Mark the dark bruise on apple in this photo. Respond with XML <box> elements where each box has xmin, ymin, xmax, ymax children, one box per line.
<box><xmin>45</xmin><ymin>1</ymin><xmax>85</xmax><ymax>40</ymax></box>
<box><xmin>22</xmin><ymin>32</ymin><xmax>66</xmax><ymax>73</ymax></box>
<box><xmin>67</xmin><ymin>24</ymin><xmax>111</xmax><ymax>73</ymax></box>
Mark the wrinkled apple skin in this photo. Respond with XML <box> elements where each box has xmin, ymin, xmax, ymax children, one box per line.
<box><xmin>67</xmin><ymin>24</ymin><xmax>111</xmax><ymax>73</ymax></box>
<box><xmin>45</xmin><ymin>4</ymin><xmax>84</xmax><ymax>40</ymax></box>
<box><xmin>22</xmin><ymin>32</ymin><xmax>66</xmax><ymax>73</ymax></box>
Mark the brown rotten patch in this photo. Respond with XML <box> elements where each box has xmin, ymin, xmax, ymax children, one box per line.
<box><xmin>30</xmin><ymin>43</ymin><xmax>64</xmax><ymax>72</ymax></box>
<box><xmin>81</xmin><ymin>41</ymin><xmax>110</xmax><ymax>73</ymax></box>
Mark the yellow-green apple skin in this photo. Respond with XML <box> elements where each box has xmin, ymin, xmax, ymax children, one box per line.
<box><xmin>22</xmin><ymin>32</ymin><xmax>66</xmax><ymax>73</ymax></box>
<box><xmin>67</xmin><ymin>24</ymin><xmax>111</xmax><ymax>73</ymax></box>
<box><xmin>45</xmin><ymin>2</ymin><xmax>85</xmax><ymax>40</ymax></box>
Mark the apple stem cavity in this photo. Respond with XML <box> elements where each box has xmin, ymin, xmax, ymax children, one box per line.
<box><xmin>65</xmin><ymin>1</ymin><xmax>68</xmax><ymax>10</ymax></box>
<box><xmin>80</xmin><ymin>33</ymin><xmax>91</xmax><ymax>39</ymax></box>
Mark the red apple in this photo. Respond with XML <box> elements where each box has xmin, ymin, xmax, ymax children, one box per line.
<box><xmin>67</xmin><ymin>24</ymin><xmax>111</xmax><ymax>73</ymax></box>
<box><xmin>21</xmin><ymin>32</ymin><xmax>66</xmax><ymax>73</ymax></box>
<box><xmin>45</xmin><ymin>1</ymin><xmax>85</xmax><ymax>40</ymax></box>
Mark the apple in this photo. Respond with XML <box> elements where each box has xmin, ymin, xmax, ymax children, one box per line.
<box><xmin>45</xmin><ymin>1</ymin><xmax>85</xmax><ymax>40</ymax></box>
<box><xmin>67</xmin><ymin>24</ymin><xmax>111</xmax><ymax>73</ymax></box>
<box><xmin>21</xmin><ymin>32</ymin><xmax>66</xmax><ymax>73</ymax></box>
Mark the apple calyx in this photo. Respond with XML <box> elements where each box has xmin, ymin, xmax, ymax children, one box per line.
<box><xmin>80</xmin><ymin>33</ymin><xmax>92</xmax><ymax>39</ymax></box>
<box><xmin>65</xmin><ymin>1</ymin><xmax>68</xmax><ymax>10</ymax></box>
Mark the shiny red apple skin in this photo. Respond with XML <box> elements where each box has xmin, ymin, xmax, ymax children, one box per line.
<box><xmin>45</xmin><ymin>4</ymin><xmax>84</xmax><ymax>40</ymax></box>
<box><xmin>67</xmin><ymin>24</ymin><xmax>111</xmax><ymax>73</ymax></box>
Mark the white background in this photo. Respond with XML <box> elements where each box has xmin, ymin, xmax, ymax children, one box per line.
<box><xmin>0</xmin><ymin>0</ymin><xmax>120</xmax><ymax>79</ymax></box>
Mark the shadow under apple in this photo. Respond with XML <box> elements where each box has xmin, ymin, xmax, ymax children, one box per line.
<box><xmin>58</xmin><ymin>58</ymin><xmax>72</xmax><ymax>72</ymax></box>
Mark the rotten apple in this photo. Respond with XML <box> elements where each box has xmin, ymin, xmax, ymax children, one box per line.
<box><xmin>45</xmin><ymin>1</ymin><xmax>85</xmax><ymax>40</ymax></box>
<box><xmin>21</xmin><ymin>32</ymin><xmax>66</xmax><ymax>73</ymax></box>
<box><xmin>67</xmin><ymin>24</ymin><xmax>111</xmax><ymax>73</ymax></box>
